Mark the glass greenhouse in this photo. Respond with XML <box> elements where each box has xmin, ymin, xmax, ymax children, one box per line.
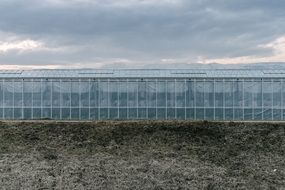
<box><xmin>0</xmin><ymin>69</ymin><xmax>284</xmax><ymax>121</ymax></box>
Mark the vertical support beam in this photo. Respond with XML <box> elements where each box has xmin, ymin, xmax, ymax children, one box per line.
<box><xmin>184</xmin><ymin>78</ymin><xmax>187</xmax><ymax>120</ymax></box>
<box><xmin>146</xmin><ymin>79</ymin><xmax>148</xmax><ymax>119</ymax></box>
<box><xmin>242</xmin><ymin>79</ymin><xmax>245</xmax><ymax>121</ymax></box>
<box><xmin>280</xmin><ymin>79</ymin><xmax>284</xmax><ymax>121</ymax></box>
<box><xmin>126</xmin><ymin>79</ymin><xmax>129</xmax><ymax>119</ymax></box>
<box><xmin>69</xmin><ymin>79</ymin><xmax>72</xmax><ymax>120</ymax></box>
<box><xmin>223</xmin><ymin>79</ymin><xmax>225</xmax><ymax>120</ymax></box>
<box><xmin>156</xmin><ymin>79</ymin><xmax>158</xmax><ymax>120</ymax></box>
<box><xmin>41</xmin><ymin>79</ymin><xmax>43</xmax><ymax>119</ymax></box>
<box><xmin>89</xmin><ymin>78</ymin><xmax>91</xmax><ymax>120</ymax></box>
<box><xmin>174</xmin><ymin>79</ymin><xmax>177</xmax><ymax>120</ymax></box>
<box><xmin>51</xmin><ymin>79</ymin><xmax>53</xmax><ymax>119</ymax></box>
<box><xmin>59</xmin><ymin>79</ymin><xmax>62</xmax><ymax>120</ymax></box>
<box><xmin>165</xmin><ymin>79</ymin><xmax>168</xmax><ymax>120</ymax></box>
<box><xmin>213</xmin><ymin>79</ymin><xmax>216</xmax><ymax>121</ymax></box>
<box><xmin>2</xmin><ymin>79</ymin><xmax>4</xmax><ymax>119</ymax></box>
<box><xmin>21</xmin><ymin>79</ymin><xmax>25</xmax><ymax>119</ymax></box>
<box><xmin>79</xmin><ymin>79</ymin><xmax>81</xmax><ymax>120</ymax></box>
<box><xmin>232</xmin><ymin>80</ymin><xmax>235</xmax><ymax>121</ymax></box>
<box><xmin>271</xmin><ymin>79</ymin><xmax>274</xmax><ymax>121</ymax></box>
<box><xmin>203</xmin><ymin>79</ymin><xmax>205</xmax><ymax>120</ymax></box>
<box><xmin>117</xmin><ymin>79</ymin><xmax>120</xmax><ymax>119</ymax></box>
<box><xmin>31</xmin><ymin>79</ymin><xmax>34</xmax><ymax>120</ymax></box>
<box><xmin>261</xmin><ymin>79</ymin><xmax>264</xmax><ymax>120</ymax></box>
<box><xmin>194</xmin><ymin>79</ymin><xmax>196</xmax><ymax>120</ymax></box>
<box><xmin>136</xmin><ymin>79</ymin><xmax>139</xmax><ymax>119</ymax></box>
<box><xmin>107</xmin><ymin>78</ymin><xmax>111</xmax><ymax>119</ymax></box>
<box><xmin>251</xmin><ymin>79</ymin><xmax>255</xmax><ymax>120</ymax></box>
<box><xmin>98</xmin><ymin>79</ymin><xmax>101</xmax><ymax>120</ymax></box>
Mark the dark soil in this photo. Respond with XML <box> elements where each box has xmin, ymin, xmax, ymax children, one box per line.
<box><xmin>0</xmin><ymin>121</ymin><xmax>285</xmax><ymax>189</ymax></box>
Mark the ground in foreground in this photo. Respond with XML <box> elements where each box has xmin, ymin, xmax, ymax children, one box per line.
<box><xmin>0</xmin><ymin>121</ymin><xmax>284</xmax><ymax>189</ymax></box>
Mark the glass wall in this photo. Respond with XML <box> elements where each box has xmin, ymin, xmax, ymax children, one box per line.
<box><xmin>0</xmin><ymin>78</ymin><xmax>283</xmax><ymax>120</ymax></box>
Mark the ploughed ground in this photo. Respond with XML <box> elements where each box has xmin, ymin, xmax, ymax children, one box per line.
<box><xmin>0</xmin><ymin>121</ymin><xmax>284</xmax><ymax>189</ymax></box>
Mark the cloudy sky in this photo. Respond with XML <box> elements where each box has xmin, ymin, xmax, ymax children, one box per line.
<box><xmin>0</xmin><ymin>0</ymin><xmax>285</xmax><ymax>69</ymax></box>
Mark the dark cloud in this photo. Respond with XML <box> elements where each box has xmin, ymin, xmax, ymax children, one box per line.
<box><xmin>0</xmin><ymin>0</ymin><xmax>284</xmax><ymax>67</ymax></box>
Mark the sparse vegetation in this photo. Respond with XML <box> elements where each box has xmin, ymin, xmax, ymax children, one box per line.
<box><xmin>0</xmin><ymin>121</ymin><xmax>284</xmax><ymax>189</ymax></box>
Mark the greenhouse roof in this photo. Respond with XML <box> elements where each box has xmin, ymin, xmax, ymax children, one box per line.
<box><xmin>0</xmin><ymin>69</ymin><xmax>285</xmax><ymax>78</ymax></box>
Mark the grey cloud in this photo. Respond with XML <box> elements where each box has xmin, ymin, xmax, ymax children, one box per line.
<box><xmin>0</xmin><ymin>0</ymin><xmax>284</xmax><ymax>67</ymax></box>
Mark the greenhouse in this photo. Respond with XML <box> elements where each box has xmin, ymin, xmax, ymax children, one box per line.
<box><xmin>0</xmin><ymin>69</ymin><xmax>284</xmax><ymax>121</ymax></box>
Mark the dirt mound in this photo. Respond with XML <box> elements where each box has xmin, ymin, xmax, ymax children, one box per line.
<box><xmin>0</xmin><ymin>121</ymin><xmax>285</xmax><ymax>189</ymax></box>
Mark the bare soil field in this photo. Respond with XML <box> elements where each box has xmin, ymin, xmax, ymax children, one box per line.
<box><xmin>0</xmin><ymin>121</ymin><xmax>285</xmax><ymax>189</ymax></box>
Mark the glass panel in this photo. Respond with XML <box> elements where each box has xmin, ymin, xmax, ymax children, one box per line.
<box><xmin>233</xmin><ymin>80</ymin><xmax>243</xmax><ymax>108</ymax></box>
<box><xmin>147</xmin><ymin>80</ymin><xmax>156</xmax><ymax>108</ymax></box>
<box><xmin>263</xmin><ymin>108</ymin><xmax>272</xmax><ymax>120</ymax></box>
<box><xmin>61</xmin><ymin>108</ymin><xmax>70</xmax><ymax>119</ymax></box>
<box><xmin>195</xmin><ymin>80</ymin><xmax>204</xmax><ymax>107</ymax></box>
<box><xmin>24</xmin><ymin>108</ymin><xmax>32</xmax><ymax>119</ymax></box>
<box><xmin>128</xmin><ymin>108</ymin><xmax>137</xmax><ymax>119</ymax></box>
<box><xmin>176</xmin><ymin>108</ymin><xmax>185</xmax><ymax>120</ymax></box>
<box><xmin>167</xmin><ymin>80</ymin><xmax>175</xmax><ymax>108</ymax></box>
<box><xmin>138</xmin><ymin>81</ymin><xmax>147</xmax><ymax>108</ymax></box>
<box><xmin>196</xmin><ymin>108</ymin><xmax>204</xmax><ymax>120</ymax></box>
<box><xmin>71</xmin><ymin>108</ymin><xmax>79</xmax><ymax>120</ymax></box>
<box><xmin>167</xmin><ymin>108</ymin><xmax>175</xmax><ymax>119</ymax></box>
<box><xmin>80</xmin><ymin>80</ymin><xmax>90</xmax><ymax>108</ymax></box>
<box><xmin>90</xmin><ymin>108</ymin><xmax>98</xmax><ymax>120</ymax></box>
<box><xmin>119</xmin><ymin>80</ymin><xmax>127</xmax><ymax>108</ymax></box>
<box><xmin>252</xmin><ymin>80</ymin><xmax>262</xmax><ymax>108</ymax></box>
<box><xmin>71</xmin><ymin>80</ymin><xmax>79</xmax><ymax>107</ymax></box>
<box><xmin>43</xmin><ymin>108</ymin><xmax>51</xmax><ymax>119</ymax></box>
<box><xmin>254</xmin><ymin>109</ymin><xmax>262</xmax><ymax>120</ymax></box>
<box><xmin>273</xmin><ymin>109</ymin><xmax>281</xmax><ymax>120</ymax></box>
<box><xmin>42</xmin><ymin>79</ymin><xmax>52</xmax><ymax>107</ymax></box>
<box><xmin>90</xmin><ymin>80</ymin><xmax>99</xmax><ymax>108</ymax></box>
<box><xmin>186</xmin><ymin>108</ymin><xmax>194</xmax><ymax>120</ymax></box>
<box><xmin>157</xmin><ymin>80</ymin><xmax>166</xmax><ymax>108</ymax></box>
<box><xmin>14</xmin><ymin>108</ymin><xmax>23</xmax><ymax>119</ymax></box>
<box><xmin>109</xmin><ymin>80</ymin><xmax>119</xmax><ymax>108</ymax></box>
<box><xmin>215</xmin><ymin>80</ymin><xmax>223</xmax><ymax>108</ymax></box>
<box><xmin>205</xmin><ymin>108</ymin><xmax>214</xmax><ymax>120</ymax></box>
<box><xmin>234</xmin><ymin>109</ymin><xmax>243</xmax><ymax>120</ymax></box>
<box><xmin>4</xmin><ymin>79</ymin><xmax>13</xmax><ymax>107</ymax></box>
<box><xmin>263</xmin><ymin>80</ymin><xmax>272</xmax><ymax>108</ymax></box>
<box><xmin>119</xmin><ymin>108</ymin><xmax>127</xmax><ymax>119</ymax></box>
<box><xmin>138</xmin><ymin>108</ymin><xmax>146</xmax><ymax>119</ymax></box>
<box><xmin>33</xmin><ymin>80</ymin><xmax>41</xmax><ymax>107</ymax></box>
<box><xmin>157</xmin><ymin>108</ymin><xmax>166</xmax><ymax>119</ymax></box>
<box><xmin>100</xmin><ymin>108</ymin><xmax>109</xmax><ymax>119</ymax></box>
<box><xmin>244</xmin><ymin>80</ymin><xmax>253</xmax><ymax>108</ymax></box>
<box><xmin>81</xmin><ymin>108</ymin><xmax>89</xmax><ymax>120</ymax></box>
<box><xmin>147</xmin><ymin>108</ymin><xmax>156</xmax><ymax>119</ymax></box>
<box><xmin>110</xmin><ymin>108</ymin><xmax>119</xmax><ymax>119</ymax></box>
<box><xmin>204</xmin><ymin>80</ymin><xmax>214</xmax><ymax>108</ymax></box>
<box><xmin>224</xmin><ymin>81</ymin><xmax>233</xmax><ymax>108</ymax></box>
<box><xmin>244</xmin><ymin>108</ymin><xmax>252</xmax><ymax>120</ymax></box>
<box><xmin>23</xmin><ymin>80</ymin><xmax>32</xmax><ymax>107</ymax></box>
<box><xmin>52</xmin><ymin>108</ymin><xmax>60</xmax><ymax>120</ymax></box>
<box><xmin>14</xmin><ymin>80</ymin><xmax>23</xmax><ymax>109</ymax></box>
<box><xmin>225</xmin><ymin>108</ymin><xmax>233</xmax><ymax>120</ymax></box>
<box><xmin>186</xmin><ymin>80</ymin><xmax>194</xmax><ymax>108</ymax></box>
<box><xmin>273</xmin><ymin>80</ymin><xmax>281</xmax><ymax>108</ymax></box>
<box><xmin>52</xmin><ymin>80</ymin><xmax>61</xmax><ymax>108</ymax></box>
<box><xmin>128</xmin><ymin>81</ymin><xmax>138</xmax><ymax>108</ymax></box>
<box><xmin>61</xmin><ymin>80</ymin><xmax>71</xmax><ymax>108</ymax></box>
<box><xmin>215</xmin><ymin>108</ymin><xmax>223</xmax><ymax>120</ymax></box>
<box><xmin>4</xmin><ymin>108</ymin><xmax>13</xmax><ymax>119</ymax></box>
<box><xmin>175</xmin><ymin>80</ymin><xmax>186</xmax><ymax>108</ymax></box>
<box><xmin>33</xmin><ymin>108</ymin><xmax>41</xmax><ymax>119</ymax></box>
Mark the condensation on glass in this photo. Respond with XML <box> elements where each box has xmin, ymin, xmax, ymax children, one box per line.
<box><xmin>0</xmin><ymin>77</ymin><xmax>283</xmax><ymax>120</ymax></box>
